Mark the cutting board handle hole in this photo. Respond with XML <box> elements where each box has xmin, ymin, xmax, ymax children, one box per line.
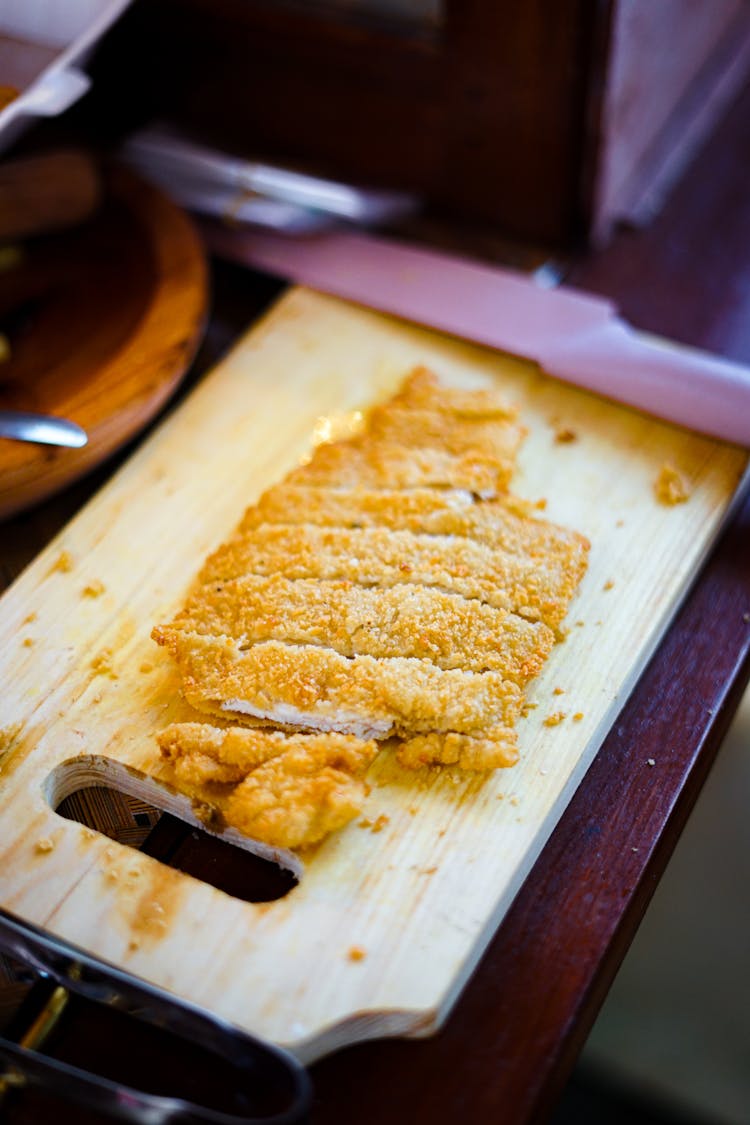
<box><xmin>44</xmin><ymin>757</ymin><xmax>299</xmax><ymax>903</ymax></box>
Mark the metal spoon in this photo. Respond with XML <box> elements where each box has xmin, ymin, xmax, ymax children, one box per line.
<box><xmin>0</xmin><ymin>410</ymin><xmax>87</xmax><ymax>448</ymax></box>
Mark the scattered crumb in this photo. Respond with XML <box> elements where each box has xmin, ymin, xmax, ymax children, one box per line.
<box><xmin>35</xmin><ymin>837</ymin><xmax>55</xmax><ymax>854</ymax></box>
<box><xmin>573</xmin><ymin>712</ymin><xmax>584</xmax><ymax>722</ymax></box>
<box><xmin>128</xmin><ymin>939</ymin><xmax>141</xmax><ymax>953</ymax></box>
<box><xmin>647</xmin><ymin>758</ymin><xmax>656</xmax><ymax>767</ymax></box>
<box><xmin>554</xmin><ymin>427</ymin><xmax>578</xmax><ymax>444</ymax></box>
<box><xmin>631</xmin><ymin>846</ymin><xmax>639</xmax><ymax>853</ymax></box>
<box><xmin>603</xmin><ymin>580</ymin><xmax>615</xmax><ymax>591</ymax></box>
<box><xmin>553</xmin><ymin>686</ymin><xmax>565</xmax><ymax>696</ymax></box>
<box><xmin>496</xmin><ymin>793</ymin><xmax>505</xmax><ymax>801</ymax></box>
<box><xmin>655</xmin><ymin>463</ymin><xmax>691</xmax><ymax>505</ymax></box>
<box><xmin>743</xmin><ymin>613</ymin><xmax>750</xmax><ymax>624</ymax></box>
<box><xmin>408</xmin><ymin>805</ymin><xmax>419</xmax><ymax>816</ymax></box>
<box><xmin>595</xmin><ymin>620</ymin><xmax>603</xmax><ymax>626</ymax></box>
<box><xmin>91</xmin><ymin>693</ymin><xmax>103</xmax><ymax>705</ymax></box>
<box><xmin>51</xmin><ymin>550</ymin><xmax>73</xmax><ymax>573</ymax></box>
<box><xmin>555</xmin><ymin>626</ymin><xmax>570</xmax><ymax>642</ymax></box>
<box><xmin>509</xmin><ymin>796</ymin><xmax>519</xmax><ymax>807</ymax></box>
<box><xmin>139</xmin><ymin>661</ymin><xmax>154</xmax><ymax>674</ymax></box>
<box><xmin>575</xmin><ymin>620</ymin><xmax>585</xmax><ymax>628</ymax></box>
<box><xmin>437</xmin><ymin>828</ymin><xmax>447</xmax><ymax>837</ymax></box>
<box><xmin>82</xmin><ymin>580</ymin><xmax>105</xmax><ymax>598</ymax></box>
<box><xmin>22</xmin><ymin>612</ymin><xmax>37</xmax><ymax>625</ymax></box>
<box><xmin>358</xmin><ymin>817</ymin><xmax>373</xmax><ymax>829</ymax></box>
<box><xmin>90</xmin><ymin>649</ymin><xmax>117</xmax><ymax>679</ymax></box>
<box><xmin>370</xmin><ymin>813</ymin><xmax>390</xmax><ymax>834</ymax></box>
<box><xmin>420</xmin><ymin>865</ymin><xmax>438</xmax><ymax>876</ymax></box>
<box><xmin>521</xmin><ymin>701</ymin><xmax>538</xmax><ymax>718</ymax></box>
<box><xmin>616</xmin><ymin>519</ymin><xmax>625</xmax><ymax>528</ymax></box>
<box><xmin>535</xmin><ymin>498</ymin><xmax>547</xmax><ymax>510</ymax></box>
<box><xmin>347</xmin><ymin>946</ymin><xmax>367</xmax><ymax>962</ymax></box>
<box><xmin>539</xmin><ymin>768</ymin><xmax>548</xmax><ymax>776</ymax></box>
<box><xmin>0</xmin><ymin>723</ymin><xmax>23</xmax><ymax>755</ymax></box>
<box><xmin>544</xmin><ymin>711</ymin><xmax>566</xmax><ymax>727</ymax></box>
<box><xmin>21</xmin><ymin>637</ymin><xmax>34</xmax><ymax>648</ymax></box>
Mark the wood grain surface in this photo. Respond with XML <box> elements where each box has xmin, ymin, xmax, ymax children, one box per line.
<box><xmin>0</xmin><ymin>166</ymin><xmax>207</xmax><ymax>519</ymax></box>
<box><xmin>0</xmin><ymin>287</ymin><xmax>745</xmax><ymax>1063</ymax></box>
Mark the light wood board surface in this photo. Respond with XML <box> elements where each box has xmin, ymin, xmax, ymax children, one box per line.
<box><xmin>0</xmin><ymin>288</ymin><xmax>746</xmax><ymax>1061</ymax></box>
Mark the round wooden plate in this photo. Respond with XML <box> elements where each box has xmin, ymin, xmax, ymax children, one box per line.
<box><xmin>0</xmin><ymin>165</ymin><xmax>208</xmax><ymax>519</ymax></box>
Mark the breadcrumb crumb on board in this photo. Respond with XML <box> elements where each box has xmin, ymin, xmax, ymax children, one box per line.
<box><xmin>82</xmin><ymin>580</ymin><xmax>106</xmax><ymax>598</ymax></box>
<box><xmin>50</xmin><ymin>550</ymin><xmax>73</xmax><ymax>573</ymax></box>
<box><xmin>655</xmin><ymin>463</ymin><xmax>691</xmax><ymax>505</ymax></box>
<box><xmin>544</xmin><ymin>711</ymin><xmax>566</xmax><ymax>727</ymax></box>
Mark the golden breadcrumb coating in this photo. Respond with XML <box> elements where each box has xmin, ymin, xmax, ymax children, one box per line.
<box><xmin>199</xmin><ymin>524</ymin><xmax>576</xmax><ymax>629</ymax></box>
<box><xmin>157</xmin><ymin>723</ymin><xmax>376</xmax><ymax>847</ymax></box>
<box><xmin>152</xmin><ymin>631</ymin><xmax>524</xmax><ymax>737</ymax></box>
<box><xmin>243</xmin><ymin>485</ymin><xmax>589</xmax><ymax>565</ymax></box>
<box><xmin>397</xmin><ymin>727</ymin><xmax>519</xmax><ymax>771</ymax></box>
<box><xmin>169</xmin><ymin>576</ymin><xmax>555</xmax><ymax>682</ymax></box>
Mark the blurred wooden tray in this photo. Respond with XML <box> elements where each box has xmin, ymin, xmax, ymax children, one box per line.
<box><xmin>0</xmin><ymin>165</ymin><xmax>207</xmax><ymax>519</ymax></box>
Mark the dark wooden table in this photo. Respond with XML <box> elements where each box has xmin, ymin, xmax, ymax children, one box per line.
<box><xmin>2</xmin><ymin>80</ymin><xmax>750</xmax><ymax>1125</ymax></box>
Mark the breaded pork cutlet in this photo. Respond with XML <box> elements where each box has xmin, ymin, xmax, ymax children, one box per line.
<box><xmin>152</xmin><ymin>367</ymin><xmax>589</xmax><ymax>848</ymax></box>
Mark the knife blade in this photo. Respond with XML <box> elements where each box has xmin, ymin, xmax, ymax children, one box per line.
<box><xmin>204</xmin><ymin>224</ymin><xmax>750</xmax><ymax>449</ymax></box>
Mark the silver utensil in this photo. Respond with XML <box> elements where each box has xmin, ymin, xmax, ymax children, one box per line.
<box><xmin>0</xmin><ymin>410</ymin><xmax>87</xmax><ymax>448</ymax></box>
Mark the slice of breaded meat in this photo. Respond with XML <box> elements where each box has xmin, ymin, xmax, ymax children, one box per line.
<box><xmin>198</xmin><ymin>524</ymin><xmax>578</xmax><ymax>629</ymax></box>
<box><xmin>243</xmin><ymin>485</ymin><xmax>589</xmax><ymax>568</ymax></box>
<box><xmin>167</xmin><ymin>576</ymin><xmax>554</xmax><ymax>683</ymax></box>
<box><xmin>152</xmin><ymin>631</ymin><xmax>525</xmax><ymax>738</ymax></box>
<box><xmin>288</xmin><ymin>367</ymin><xmax>524</xmax><ymax>494</ymax></box>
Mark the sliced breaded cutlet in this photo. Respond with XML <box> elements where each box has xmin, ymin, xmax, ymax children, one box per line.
<box><xmin>151</xmin><ymin>367</ymin><xmax>590</xmax><ymax>848</ymax></box>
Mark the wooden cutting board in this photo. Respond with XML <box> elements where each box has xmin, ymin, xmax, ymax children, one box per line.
<box><xmin>0</xmin><ymin>288</ymin><xmax>746</xmax><ymax>1061</ymax></box>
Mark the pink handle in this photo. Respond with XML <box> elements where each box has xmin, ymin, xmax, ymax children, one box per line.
<box><xmin>206</xmin><ymin>224</ymin><xmax>750</xmax><ymax>448</ymax></box>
